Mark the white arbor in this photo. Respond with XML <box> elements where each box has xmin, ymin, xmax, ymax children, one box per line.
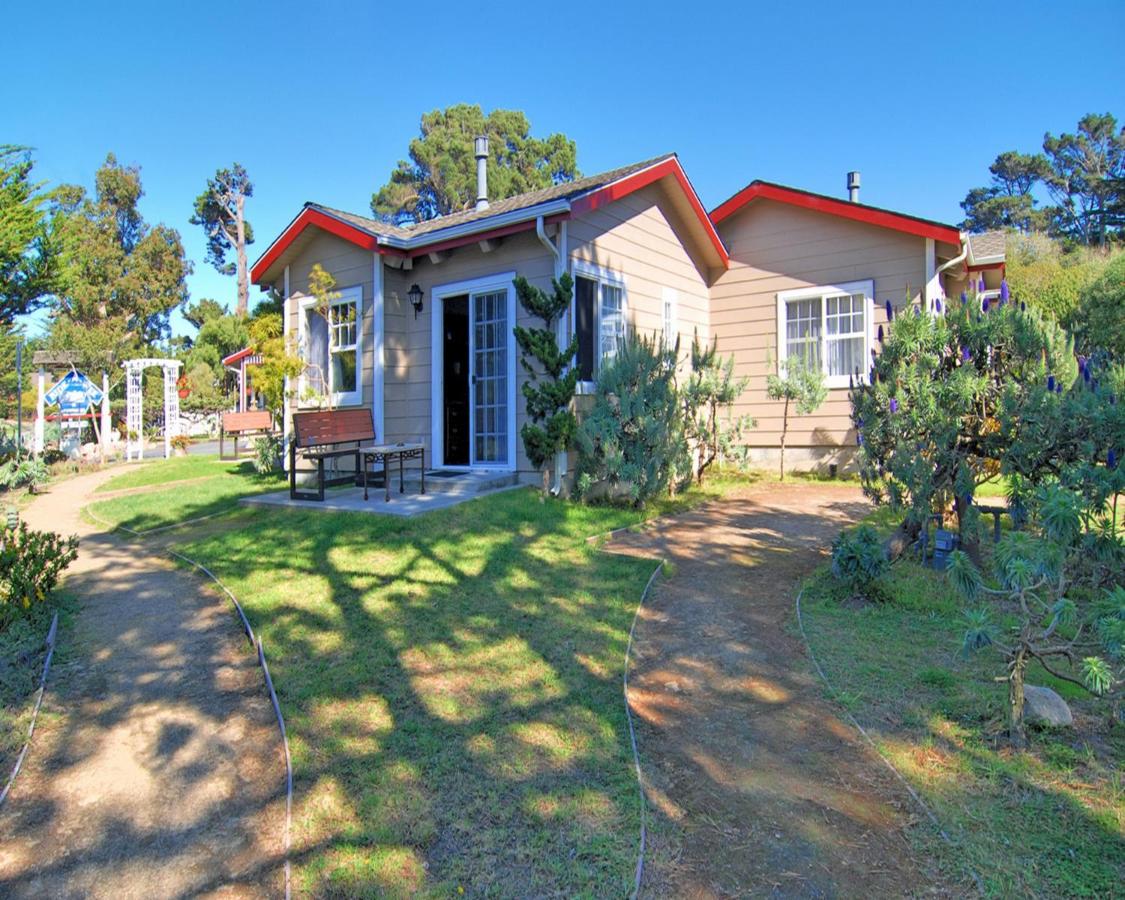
<box><xmin>124</xmin><ymin>358</ymin><xmax>183</xmax><ymax>461</ymax></box>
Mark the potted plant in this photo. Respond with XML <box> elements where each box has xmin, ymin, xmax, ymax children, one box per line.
<box><xmin>170</xmin><ymin>434</ymin><xmax>191</xmax><ymax>457</ymax></box>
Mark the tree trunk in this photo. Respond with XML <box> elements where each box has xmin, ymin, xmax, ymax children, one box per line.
<box><xmin>236</xmin><ymin>194</ymin><xmax>248</xmax><ymax>318</ymax></box>
<box><xmin>1009</xmin><ymin>649</ymin><xmax>1028</xmax><ymax>749</ymax></box>
<box><xmin>779</xmin><ymin>396</ymin><xmax>790</xmax><ymax>482</ymax></box>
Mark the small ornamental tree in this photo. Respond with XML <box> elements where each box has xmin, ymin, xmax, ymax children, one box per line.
<box><xmin>949</xmin><ymin>482</ymin><xmax>1122</xmax><ymax>748</ymax></box>
<box><xmin>682</xmin><ymin>333</ymin><xmax>754</xmax><ymax>483</ymax></box>
<box><xmin>766</xmin><ymin>355</ymin><xmax>827</xmax><ymax>481</ymax></box>
<box><xmin>512</xmin><ymin>273</ymin><xmax>578</xmax><ymax>493</ymax></box>
<box><xmin>851</xmin><ymin>286</ymin><xmax>1076</xmax><ymax>557</ymax></box>
<box><xmin>246</xmin><ymin>312</ymin><xmax>303</xmax><ymax>422</ymax></box>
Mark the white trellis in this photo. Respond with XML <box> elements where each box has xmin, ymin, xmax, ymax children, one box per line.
<box><xmin>124</xmin><ymin>358</ymin><xmax>182</xmax><ymax>461</ymax></box>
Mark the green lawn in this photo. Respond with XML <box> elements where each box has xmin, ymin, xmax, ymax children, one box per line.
<box><xmin>799</xmin><ymin>558</ymin><xmax>1124</xmax><ymax>896</ymax></box>
<box><xmin>87</xmin><ymin>468</ymin><xmax>727</xmax><ymax>895</ymax></box>
<box><xmin>94</xmin><ymin>455</ymin><xmax>250</xmax><ymax>493</ymax></box>
<box><xmin>86</xmin><ymin>464</ymin><xmax>285</xmax><ymax>531</ymax></box>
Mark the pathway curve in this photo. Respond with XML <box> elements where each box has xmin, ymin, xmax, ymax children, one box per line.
<box><xmin>609</xmin><ymin>483</ymin><xmax>950</xmax><ymax>898</ymax></box>
<box><xmin>0</xmin><ymin>468</ymin><xmax>284</xmax><ymax>898</ymax></box>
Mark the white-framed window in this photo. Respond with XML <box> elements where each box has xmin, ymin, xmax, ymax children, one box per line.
<box><xmin>662</xmin><ymin>287</ymin><xmax>678</xmax><ymax>345</ymax></box>
<box><xmin>776</xmin><ymin>280</ymin><xmax>873</xmax><ymax>388</ymax></box>
<box><xmin>571</xmin><ymin>260</ymin><xmax>628</xmax><ymax>386</ymax></box>
<box><xmin>298</xmin><ymin>284</ymin><xmax>363</xmax><ymax>407</ymax></box>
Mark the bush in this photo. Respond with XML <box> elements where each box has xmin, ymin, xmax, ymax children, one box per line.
<box><xmin>170</xmin><ymin>434</ymin><xmax>191</xmax><ymax>452</ymax></box>
<box><xmin>830</xmin><ymin>524</ymin><xmax>889</xmax><ymax>601</ymax></box>
<box><xmin>253</xmin><ymin>434</ymin><xmax>283</xmax><ymax>475</ymax></box>
<box><xmin>0</xmin><ymin>457</ymin><xmax>48</xmax><ymax>493</ymax></box>
<box><xmin>1065</xmin><ymin>253</ymin><xmax>1125</xmax><ymax>360</ymax></box>
<box><xmin>575</xmin><ymin>333</ymin><xmax>689</xmax><ymax>506</ymax></box>
<box><xmin>0</xmin><ymin>523</ymin><xmax>79</xmax><ymax>628</ymax></box>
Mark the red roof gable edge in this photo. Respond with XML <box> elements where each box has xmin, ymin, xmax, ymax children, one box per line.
<box><xmin>710</xmin><ymin>181</ymin><xmax>962</xmax><ymax>246</ymax></box>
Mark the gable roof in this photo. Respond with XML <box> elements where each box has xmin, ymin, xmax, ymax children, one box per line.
<box><xmin>966</xmin><ymin>230</ymin><xmax>1006</xmax><ymax>266</ymax></box>
<box><xmin>709</xmin><ymin>180</ymin><xmax>963</xmax><ymax>246</ymax></box>
<box><xmin>251</xmin><ymin>155</ymin><xmax>728</xmax><ymax>284</ymax></box>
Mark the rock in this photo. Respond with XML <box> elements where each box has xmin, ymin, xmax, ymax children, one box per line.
<box><xmin>1023</xmin><ymin>684</ymin><xmax>1073</xmax><ymax>728</ymax></box>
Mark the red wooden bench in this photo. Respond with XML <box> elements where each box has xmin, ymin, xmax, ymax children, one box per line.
<box><xmin>219</xmin><ymin>409</ymin><xmax>274</xmax><ymax>461</ymax></box>
<box><xmin>289</xmin><ymin>408</ymin><xmax>376</xmax><ymax>501</ymax></box>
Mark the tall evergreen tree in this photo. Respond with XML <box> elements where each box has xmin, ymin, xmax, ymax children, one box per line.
<box><xmin>372</xmin><ymin>105</ymin><xmax>578</xmax><ymax>225</ymax></box>
<box><xmin>0</xmin><ymin>146</ymin><xmax>58</xmax><ymax>324</ymax></box>
<box><xmin>191</xmin><ymin>163</ymin><xmax>254</xmax><ymax>316</ymax></box>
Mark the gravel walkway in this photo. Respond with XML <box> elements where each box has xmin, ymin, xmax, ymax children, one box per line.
<box><xmin>0</xmin><ymin>469</ymin><xmax>284</xmax><ymax>898</ymax></box>
<box><xmin>608</xmin><ymin>483</ymin><xmax>951</xmax><ymax>897</ymax></box>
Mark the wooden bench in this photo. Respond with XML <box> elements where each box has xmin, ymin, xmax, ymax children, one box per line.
<box><xmin>219</xmin><ymin>409</ymin><xmax>274</xmax><ymax>461</ymax></box>
<box><xmin>289</xmin><ymin>408</ymin><xmax>376</xmax><ymax>501</ymax></box>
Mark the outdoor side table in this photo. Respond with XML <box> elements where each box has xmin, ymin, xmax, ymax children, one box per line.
<box><xmin>360</xmin><ymin>443</ymin><xmax>426</xmax><ymax>502</ymax></box>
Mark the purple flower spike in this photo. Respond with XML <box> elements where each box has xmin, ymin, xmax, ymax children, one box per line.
<box><xmin>914</xmin><ymin>306</ymin><xmax>921</xmax><ymax>317</ymax></box>
<box><xmin>1110</xmin><ymin>394</ymin><xmax>1118</xmax><ymax>406</ymax></box>
<box><xmin>1083</xmin><ymin>366</ymin><xmax>1091</xmax><ymax>384</ymax></box>
<box><xmin>978</xmin><ymin>278</ymin><xmax>985</xmax><ymax>292</ymax></box>
<box><xmin>1109</xmin><ymin>449</ymin><xmax>1117</xmax><ymax>469</ymax></box>
<box><xmin>1000</xmin><ymin>280</ymin><xmax>1010</xmax><ymax>302</ymax></box>
<box><xmin>877</xmin><ymin>324</ymin><xmax>884</xmax><ymax>342</ymax></box>
<box><xmin>961</xmin><ymin>346</ymin><xmax>971</xmax><ymax>362</ymax></box>
<box><xmin>1056</xmin><ymin>383</ymin><xmax>1063</xmax><ymax>395</ymax></box>
<box><xmin>1047</xmin><ymin>375</ymin><xmax>1056</xmax><ymax>392</ymax></box>
<box><xmin>856</xmin><ymin>432</ymin><xmax>864</xmax><ymax>446</ymax></box>
<box><xmin>935</xmin><ymin>298</ymin><xmax>942</xmax><ymax>313</ymax></box>
<box><xmin>1020</xmin><ymin>301</ymin><xmax>1026</xmax><ymax>312</ymax></box>
<box><xmin>960</xmin><ymin>291</ymin><xmax>968</xmax><ymax>305</ymax></box>
<box><xmin>982</xmin><ymin>297</ymin><xmax>990</xmax><ymax>312</ymax></box>
<box><xmin>885</xmin><ymin>300</ymin><xmax>894</xmax><ymax>321</ymax></box>
<box><xmin>889</xmin><ymin>398</ymin><xmax>898</xmax><ymax>414</ymax></box>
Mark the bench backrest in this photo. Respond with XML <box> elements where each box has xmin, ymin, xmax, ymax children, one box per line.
<box><xmin>292</xmin><ymin>408</ymin><xmax>375</xmax><ymax>449</ymax></box>
<box><xmin>223</xmin><ymin>409</ymin><xmax>273</xmax><ymax>433</ymax></box>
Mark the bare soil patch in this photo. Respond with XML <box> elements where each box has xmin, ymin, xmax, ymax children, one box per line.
<box><xmin>607</xmin><ymin>483</ymin><xmax>955</xmax><ymax>897</ymax></box>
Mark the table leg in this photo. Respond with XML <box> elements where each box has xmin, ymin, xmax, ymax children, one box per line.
<box><xmin>399</xmin><ymin>453</ymin><xmax>405</xmax><ymax>493</ymax></box>
<box><xmin>363</xmin><ymin>453</ymin><xmax>369</xmax><ymax>501</ymax></box>
<box><xmin>385</xmin><ymin>455</ymin><xmax>390</xmax><ymax>503</ymax></box>
<box><xmin>420</xmin><ymin>449</ymin><xmax>425</xmax><ymax>495</ymax></box>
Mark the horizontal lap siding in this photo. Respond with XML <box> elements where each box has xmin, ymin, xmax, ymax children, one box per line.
<box><xmin>285</xmin><ymin>231</ymin><xmax>375</xmax><ymax>410</ymax></box>
<box><xmin>712</xmin><ymin>200</ymin><xmax>925</xmax><ymax>448</ymax></box>
<box><xmin>383</xmin><ymin>231</ymin><xmax>555</xmax><ymax>475</ymax></box>
<box><xmin>568</xmin><ymin>184</ymin><xmax>712</xmax><ymax>364</ymax></box>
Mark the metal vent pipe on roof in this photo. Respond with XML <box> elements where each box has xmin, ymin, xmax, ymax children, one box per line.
<box><xmin>847</xmin><ymin>171</ymin><xmax>861</xmax><ymax>203</ymax></box>
<box><xmin>475</xmin><ymin>136</ymin><xmax>489</xmax><ymax>211</ymax></box>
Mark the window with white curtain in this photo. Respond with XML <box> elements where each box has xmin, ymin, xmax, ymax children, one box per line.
<box><xmin>300</xmin><ymin>284</ymin><xmax>362</xmax><ymax>406</ymax></box>
<box><xmin>777</xmin><ymin>280</ymin><xmax>873</xmax><ymax>387</ymax></box>
<box><xmin>573</xmin><ymin>262</ymin><xmax>628</xmax><ymax>384</ymax></box>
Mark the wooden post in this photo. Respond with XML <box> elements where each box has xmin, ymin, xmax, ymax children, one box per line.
<box><xmin>34</xmin><ymin>367</ymin><xmax>45</xmax><ymax>454</ymax></box>
<box><xmin>101</xmin><ymin>371</ymin><xmax>111</xmax><ymax>460</ymax></box>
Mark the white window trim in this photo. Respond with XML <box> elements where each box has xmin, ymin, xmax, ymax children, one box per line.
<box><xmin>570</xmin><ymin>258</ymin><xmax>628</xmax><ymax>394</ymax></box>
<box><xmin>429</xmin><ymin>271</ymin><xmax>518</xmax><ymax>472</ymax></box>
<box><xmin>776</xmin><ymin>279</ymin><xmax>874</xmax><ymax>389</ymax></box>
<box><xmin>297</xmin><ymin>284</ymin><xmax>364</xmax><ymax>408</ymax></box>
<box><xmin>662</xmin><ymin>286</ymin><xmax>678</xmax><ymax>346</ymax></box>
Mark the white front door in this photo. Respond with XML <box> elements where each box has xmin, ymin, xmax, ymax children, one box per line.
<box><xmin>470</xmin><ymin>290</ymin><xmax>508</xmax><ymax>466</ymax></box>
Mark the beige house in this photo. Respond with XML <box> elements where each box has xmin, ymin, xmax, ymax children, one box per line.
<box><xmin>251</xmin><ymin>153</ymin><xmax>1004</xmax><ymax>481</ymax></box>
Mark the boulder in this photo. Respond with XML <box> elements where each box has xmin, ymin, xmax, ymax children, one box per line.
<box><xmin>1023</xmin><ymin>684</ymin><xmax>1073</xmax><ymax>728</ymax></box>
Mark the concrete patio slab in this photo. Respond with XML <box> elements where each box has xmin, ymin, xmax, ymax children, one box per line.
<box><xmin>239</xmin><ymin>482</ymin><xmax>524</xmax><ymax>517</ymax></box>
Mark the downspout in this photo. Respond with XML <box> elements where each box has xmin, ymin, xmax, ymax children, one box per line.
<box><xmin>935</xmin><ymin>233</ymin><xmax>970</xmax><ymax>291</ymax></box>
<box><xmin>535</xmin><ymin>215</ymin><xmax>566</xmax><ymax>496</ymax></box>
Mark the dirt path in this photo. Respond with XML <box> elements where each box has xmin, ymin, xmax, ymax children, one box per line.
<box><xmin>0</xmin><ymin>469</ymin><xmax>284</xmax><ymax>898</ymax></box>
<box><xmin>609</xmin><ymin>483</ymin><xmax>950</xmax><ymax>898</ymax></box>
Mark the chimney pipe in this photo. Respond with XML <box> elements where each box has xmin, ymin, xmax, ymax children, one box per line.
<box><xmin>474</xmin><ymin>136</ymin><xmax>489</xmax><ymax>211</ymax></box>
<box><xmin>847</xmin><ymin>171</ymin><xmax>861</xmax><ymax>203</ymax></box>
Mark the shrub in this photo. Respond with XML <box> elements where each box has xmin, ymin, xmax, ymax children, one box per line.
<box><xmin>0</xmin><ymin>457</ymin><xmax>48</xmax><ymax>493</ymax></box>
<box><xmin>0</xmin><ymin>523</ymin><xmax>79</xmax><ymax>628</ymax></box>
<box><xmin>682</xmin><ymin>333</ymin><xmax>753</xmax><ymax>483</ymax></box>
<box><xmin>253</xmin><ymin>434</ymin><xmax>283</xmax><ymax>475</ymax></box>
<box><xmin>170</xmin><ymin>434</ymin><xmax>191</xmax><ymax>452</ymax></box>
<box><xmin>830</xmin><ymin>524</ymin><xmax>889</xmax><ymax>601</ymax></box>
<box><xmin>575</xmin><ymin>333</ymin><xmax>689</xmax><ymax>506</ymax></box>
<box><xmin>766</xmin><ymin>355</ymin><xmax>827</xmax><ymax>481</ymax></box>
<box><xmin>1065</xmin><ymin>253</ymin><xmax>1125</xmax><ymax>360</ymax></box>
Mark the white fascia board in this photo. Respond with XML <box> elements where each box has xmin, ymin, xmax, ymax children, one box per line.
<box><xmin>375</xmin><ymin>199</ymin><xmax>572</xmax><ymax>251</ymax></box>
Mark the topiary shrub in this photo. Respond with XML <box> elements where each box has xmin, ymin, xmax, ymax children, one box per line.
<box><xmin>253</xmin><ymin>434</ymin><xmax>283</xmax><ymax>475</ymax></box>
<box><xmin>575</xmin><ymin>333</ymin><xmax>689</xmax><ymax>506</ymax></box>
<box><xmin>830</xmin><ymin>524</ymin><xmax>889</xmax><ymax>602</ymax></box>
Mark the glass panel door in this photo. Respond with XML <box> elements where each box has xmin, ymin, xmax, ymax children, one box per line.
<box><xmin>471</xmin><ymin>290</ymin><xmax>508</xmax><ymax>465</ymax></box>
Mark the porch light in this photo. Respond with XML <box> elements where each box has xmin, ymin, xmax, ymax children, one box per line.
<box><xmin>408</xmin><ymin>283</ymin><xmax>424</xmax><ymax>319</ymax></box>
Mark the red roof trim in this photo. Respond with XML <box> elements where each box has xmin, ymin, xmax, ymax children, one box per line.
<box><xmin>251</xmin><ymin>207</ymin><xmax>402</xmax><ymax>284</ymax></box>
<box><xmin>222</xmin><ymin>347</ymin><xmax>259</xmax><ymax>366</ymax></box>
<box><xmin>571</xmin><ymin>158</ymin><xmax>729</xmax><ymax>266</ymax></box>
<box><xmin>406</xmin><ymin>212</ymin><xmax>569</xmax><ymax>259</ymax></box>
<box><xmin>710</xmin><ymin>182</ymin><xmax>962</xmax><ymax>246</ymax></box>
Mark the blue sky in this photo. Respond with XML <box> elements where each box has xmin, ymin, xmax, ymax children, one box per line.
<box><xmin>4</xmin><ymin>0</ymin><xmax>1123</xmax><ymax>339</ymax></box>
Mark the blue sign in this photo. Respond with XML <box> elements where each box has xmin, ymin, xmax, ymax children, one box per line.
<box><xmin>44</xmin><ymin>372</ymin><xmax>104</xmax><ymax>417</ymax></box>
